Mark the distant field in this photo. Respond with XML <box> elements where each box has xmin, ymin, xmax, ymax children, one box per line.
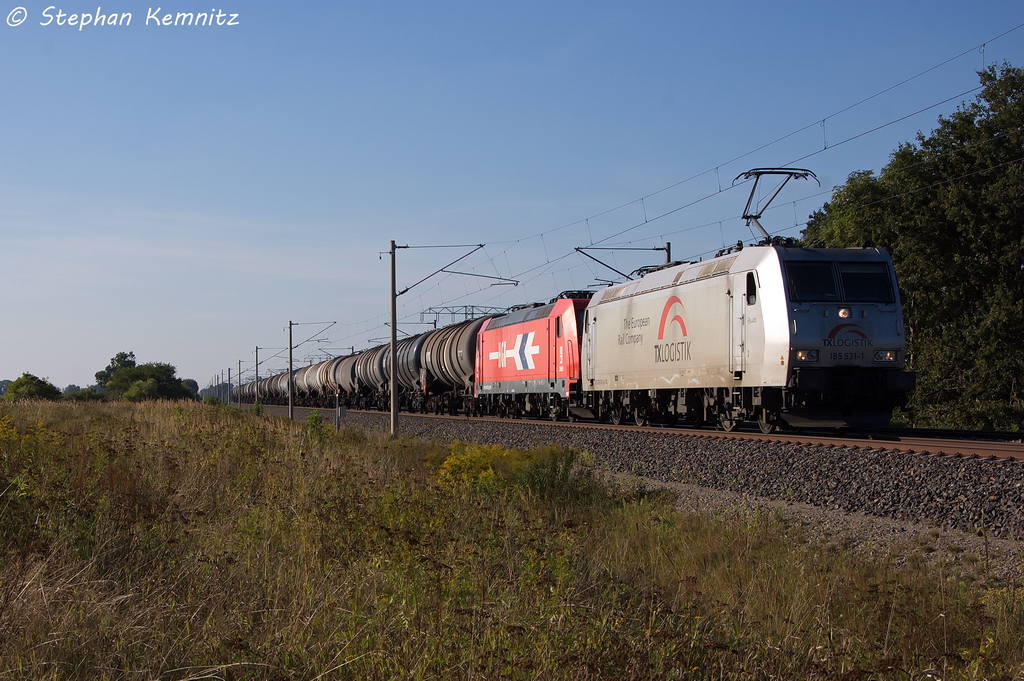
<box><xmin>1</xmin><ymin>401</ymin><xmax>1021</xmax><ymax>679</ymax></box>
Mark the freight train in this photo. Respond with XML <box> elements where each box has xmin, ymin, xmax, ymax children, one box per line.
<box><xmin>237</xmin><ymin>241</ymin><xmax>915</xmax><ymax>431</ymax></box>
<box><xmin>237</xmin><ymin>169</ymin><xmax>915</xmax><ymax>431</ymax></box>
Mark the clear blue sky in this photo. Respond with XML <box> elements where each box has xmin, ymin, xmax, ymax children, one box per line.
<box><xmin>1</xmin><ymin>1</ymin><xmax>1021</xmax><ymax>390</ymax></box>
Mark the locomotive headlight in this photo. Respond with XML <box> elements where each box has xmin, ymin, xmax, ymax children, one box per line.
<box><xmin>795</xmin><ymin>349</ymin><xmax>819</xmax><ymax>362</ymax></box>
<box><xmin>874</xmin><ymin>350</ymin><xmax>899</xmax><ymax>362</ymax></box>
<box><xmin>838</xmin><ymin>307</ymin><xmax>852</xmax><ymax>319</ymax></box>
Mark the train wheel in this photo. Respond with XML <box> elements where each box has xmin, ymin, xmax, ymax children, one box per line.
<box><xmin>609</xmin><ymin>406</ymin><xmax>626</xmax><ymax>426</ymax></box>
<box><xmin>634</xmin><ymin>405</ymin><xmax>651</xmax><ymax>427</ymax></box>
<box><xmin>718</xmin><ymin>405</ymin><xmax>740</xmax><ymax>432</ymax></box>
<box><xmin>757</xmin><ymin>410</ymin><xmax>779</xmax><ymax>434</ymax></box>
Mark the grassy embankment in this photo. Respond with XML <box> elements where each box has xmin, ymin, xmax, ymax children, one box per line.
<box><xmin>1</xmin><ymin>401</ymin><xmax>1022</xmax><ymax>679</ymax></box>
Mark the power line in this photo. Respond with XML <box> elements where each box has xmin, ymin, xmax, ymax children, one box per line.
<box><xmin>487</xmin><ymin>23</ymin><xmax>1024</xmax><ymax>250</ymax></box>
<box><xmin>238</xmin><ymin>26</ymin><xmax>1024</xmax><ymax>365</ymax></box>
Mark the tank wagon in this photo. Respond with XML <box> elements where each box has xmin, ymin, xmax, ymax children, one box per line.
<box><xmin>420</xmin><ymin>317</ymin><xmax>491</xmax><ymax>414</ymax></box>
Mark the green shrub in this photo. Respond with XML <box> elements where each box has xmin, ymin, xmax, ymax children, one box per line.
<box><xmin>64</xmin><ymin>387</ymin><xmax>105</xmax><ymax>402</ymax></box>
<box><xmin>1</xmin><ymin>373</ymin><xmax>62</xmax><ymax>402</ymax></box>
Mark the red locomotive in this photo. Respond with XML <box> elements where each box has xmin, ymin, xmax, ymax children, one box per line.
<box><xmin>474</xmin><ymin>292</ymin><xmax>592</xmax><ymax>420</ymax></box>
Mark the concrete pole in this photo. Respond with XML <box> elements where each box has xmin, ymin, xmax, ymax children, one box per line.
<box><xmin>390</xmin><ymin>240</ymin><xmax>398</xmax><ymax>437</ymax></box>
<box><xmin>288</xmin><ymin>321</ymin><xmax>294</xmax><ymax>420</ymax></box>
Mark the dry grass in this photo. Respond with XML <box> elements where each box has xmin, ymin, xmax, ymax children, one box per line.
<box><xmin>0</xmin><ymin>400</ymin><xmax>1021</xmax><ymax>679</ymax></box>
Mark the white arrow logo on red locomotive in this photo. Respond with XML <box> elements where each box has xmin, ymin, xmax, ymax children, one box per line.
<box><xmin>488</xmin><ymin>332</ymin><xmax>540</xmax><ymax>370</ymax></box>
<box><xmin>514</xmin><ymin>332</ymin><xmax>540</xmax><ymax>370</ymax></box>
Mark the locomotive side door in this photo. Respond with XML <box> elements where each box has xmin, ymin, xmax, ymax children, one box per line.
<box><xmin>582</xmin><ymin>309</ymin><xmax>595</xmax><ymax>386</ymax></box>
<box><xmin>548</xmin><ymin>318</ymin><xmax>556</xmax><ymax>384</ymax></box>
<box><xmin>729</xmin><ymin>275</ymin><xmax>745</xmax><ymax>378</ymax></box>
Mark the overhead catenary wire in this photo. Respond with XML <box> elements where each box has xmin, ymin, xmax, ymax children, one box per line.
<box><xmin>482</xmin><ymin>23</ymin><xmax>1023</xmax><ymax>253</ymax></box>
<box><xmin>247</xmin><ymin>26</ymin><xmax>1024</xmax><ymax>364</ymax></box>
<box><xmin>408</xmin><ymin>150</ymin><xmax>1024</xmax><ymax>314</ymax></box>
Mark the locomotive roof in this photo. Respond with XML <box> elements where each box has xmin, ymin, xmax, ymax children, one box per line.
<box><xmin>487</xmin><ymin>300</ymin><xmax>562</xmax><ymax>330</ymax></box>
<box><xmin>591</xmin><ymin>244</ymin><xmax>893</xmax><ymax>306</ymax></box>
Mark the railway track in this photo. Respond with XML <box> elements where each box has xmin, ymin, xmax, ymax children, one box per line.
<box><xmin>257</xmin><ymin>404</ymin><xmax>1024</xmax><ymax>462</ymax></box>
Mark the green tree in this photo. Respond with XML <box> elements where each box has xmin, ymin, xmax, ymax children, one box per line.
<box><xmin>123</xmin><ymin>378</ymin><xmax>160</xmax><ymax>402</ymax></box>
<box><xmin>94</xmin><ymin>351</ymin><xmax>136</xmax><ymax>389</ymax></box>
<box><xmin>105</xmin><ymin>363</ymin><xmax>197</xmax><ymax>402</ymax></box>
<box><xmin>2</xmin><ymin>373</ymin><xmax>63</xmax><ymax>402</ymax></box>
<box><xmin>802</xmin><ymin>64</ymin><xmax>1024</xmax><ymax>429</ymax></box>
<box><xmin>65</xmin><ymin>387</ymin><xmax>105</xmax><ymax>402</ymax></box>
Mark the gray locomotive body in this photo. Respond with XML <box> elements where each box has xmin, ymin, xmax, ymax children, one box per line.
<box><xmin>576</xmin><ymin>244</ymin><xmax>915</xmax><ymax>431</ymax></box>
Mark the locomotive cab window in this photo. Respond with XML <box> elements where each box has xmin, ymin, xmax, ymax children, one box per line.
<box><xmin>745</xmin><ymin>272</ymin><xmax>757</xmax><ymax>305</ymax></box>
<box><xmin>838</xmin><ymin>262</ymin><xmax>895</xmax><ymax>303</ymax></box>
<box><xmin>785</xmin><ymin>260</ymin><xmax>895</xmax><ymax>303</ymax></box>
<box><xmin>785</xmin><ymin>262</ymin><xmax>839</xmax><ymax>302</ymax></box>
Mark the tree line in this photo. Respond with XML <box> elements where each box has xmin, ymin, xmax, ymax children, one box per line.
<box><xmin>1</xmin><ymin>352</ymin><xmax>199</xmax><ymax>403</ymax></box>
<box><xmin>801</xmin><ymin>64</ymin><xmax>1023</xmax><ymax>429</ymax></box>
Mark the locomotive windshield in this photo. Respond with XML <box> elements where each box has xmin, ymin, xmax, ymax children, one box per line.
<box><xmin>786</xmin><ymin>262</ymin><xmax>839</xmax><ymax>302</ymax></box>
<box><xmin>785</xmin><ymin>261</ymin><xmax>895</xmax><ymax>303</ymax></box>
<box><xmin>838</xmin><ymin>262</ymin><xmax>895</xmax><ymax>302</ymax></box>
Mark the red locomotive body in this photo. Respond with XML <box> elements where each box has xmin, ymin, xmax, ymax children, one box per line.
<box><xmin>474</xmin><ymin>294</ymin><xmax>590</xmax><ymax>419</ymax></box>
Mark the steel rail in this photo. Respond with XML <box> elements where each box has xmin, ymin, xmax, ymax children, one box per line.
<box><xmin>256</xmin><ymin>405</ymin><xmax>1024</xmax><ymax>462</ymax></box>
